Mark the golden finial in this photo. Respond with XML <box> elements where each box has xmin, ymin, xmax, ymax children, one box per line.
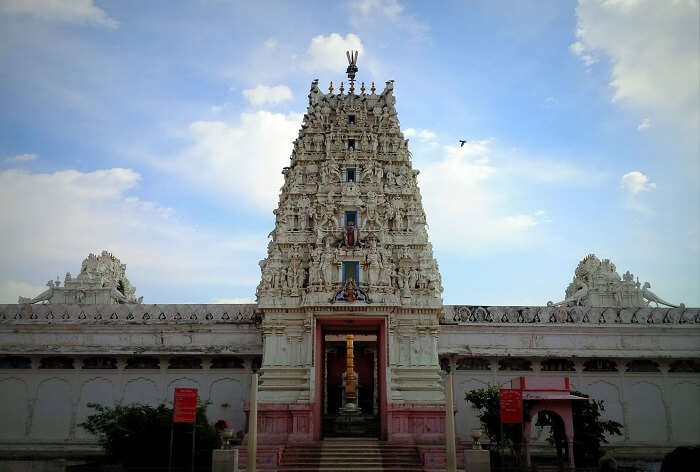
<box><xmin>349</xmin><ymin>81</ymin><xmax>355</xmax><ymax>95</ymax></box>
<box><xmin>360</xmin><ymin>82</ymin><xmax>365</xmax><ymax>95</ymax></box>
<box><xmin>329</xmin><ymin>81</ymin><xmax>334</xmax><ymax>94</ymax></box>
<box><xmin>339</xmin><ymin>81</ymin><xmax>345</xmax><ymax>94</ymax></box>
<box><xmin>370</xmin><ymin>81</ymin><xmax>376</xmax><ymax>94</ymax></box>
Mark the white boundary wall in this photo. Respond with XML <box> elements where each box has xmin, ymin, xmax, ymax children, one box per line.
<box><xmin>0</xmin><ymin>303</ymin><xmax>698</xmax><ymax>460</ymax></box>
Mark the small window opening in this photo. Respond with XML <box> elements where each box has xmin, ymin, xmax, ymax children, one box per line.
<box><xmin>348</xmin><ymin>115</ymin><xmax>356</xmax><ymax>124</ymax></box>
<box><xmin>346</xmin><ymin>168</ymin><xmax>356</xmax><ymax>182</ymax></box>
<box><xmin>344</xmin><ymin>211</ymin><xmax>357</xmax><ymax>226</ymax></box>
<box><xmin>348</xmin><ymin>139</ymin><xmax>356</xmax><ymax>150</ymax></box>
<box><xmin>342</xmin><ymin>261</ymin><xmax>359</xmax><ymax>283</ymax></box>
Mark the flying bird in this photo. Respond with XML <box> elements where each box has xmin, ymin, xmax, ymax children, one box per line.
<box><xmin>459</xmin><ymin>140</ymin><xmax>467</xmax><ymax>147</ymax></box>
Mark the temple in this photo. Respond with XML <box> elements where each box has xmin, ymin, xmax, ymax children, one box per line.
<box><xmin>254</xmin><ymin>58</ymin><xmax>445</xmax><ymax>447</ymax></box>
<box><xmin>1</xmin><ymin>54</ymin><xmax>698</xmax><ymax>470</ymax></box>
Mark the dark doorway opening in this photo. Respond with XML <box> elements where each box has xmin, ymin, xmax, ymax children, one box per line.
<box><xmin>322</xmin><ymin>329</ymin><xmax>379</xmax><ymax>438</ymax></box>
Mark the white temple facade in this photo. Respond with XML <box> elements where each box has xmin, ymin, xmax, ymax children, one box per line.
<box><xmin>1</xmin><ymin>57</ymin><xmax>698</xmax><ymax>469</ymax></box>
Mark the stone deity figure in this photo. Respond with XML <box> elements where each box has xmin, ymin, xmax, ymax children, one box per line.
<box><xmin>408</xmin><ymin>267</ymin><xmax>419</xmax><ymax>290</ymax></box>
<box><xmin>385</xmin><ymin>167</ymin><xmax>396</xmax><ymax>186</ymax></box>
<box><xmin>308</xmin><ymin>252</ymin><xmax>321</xmax><ymax>286</ymax></box>
<box><xmin>298</xmin><ymin>196</ymin><xmax>311</xmax><ymax>231</ymax></box>
<box><xmin>320</xmin><ymin>161</ymin><xmax>331</xmax><ymax>185</ymax></box>
<box><xmin>361</xmin><ymin>131</ymin><xmax>369</xmax><ymax>152</ymax></box>
<box><xmin>396</xmin><ymin>166</ymin><xmax>408</xmax><ymax>187</ymax></box>
<box><xmin>373</xmin><ymin>106</ymin><xmax>383</xmax><ymax>126</ymax></box>
<box><xmin>329</xmin><ymin>159</ymin><xmax>342</xmax><ymax>183</ymax></box>
<box><xmin>344</xmin><ymin>220</ymin><xmax>359</xmax><ymax>248</ymax></box>
<box><xmin>362</xmin><ymin>160</ymin><xmax>375</xmax><ymax>183</ymax></box>
<box><xmin>378</xmin><ymin>259</ymin><xmax>391</xmax><ymax>287</ymax></box>
<box><xmin>291</xmin><ymin>169</ymin><xmax>304</xmax><ymax>189</ymax></box>
<box><xmin>320</xmin><ymin>246</ymin><xmax>337</xmax><ymax>287</ymax></box>
<box><xmin>259</xmin><ymin>261</ymin><xmax>273</xmax><ymax>291</ymax></box>
<box><xmin>308</xmin><ymin>79</ymin><xmax>321</xmax><ymax>106</ymax></box>
<box><xmin>367</xmin><ymin>244</ymin><xmax>381</xmax><ymax>285</ymax></box>
<box><xmin>381</xmin><ymin>80</ymin><xmax>395</xmax><ymax>106</ymax></box>
<box><xmin>398</xmin><ymin>267</ymin><xmax>412</xmax><ymax>297</ymax></box>
<box><xmin>313</xmin><ymin>133</ymin><xmax>324</xmax><ymax>151</ymax></box>
<box><xmin>374</xmin><ymin>163</ymin><xmax>384</xmax><ymax>186</ymax></box>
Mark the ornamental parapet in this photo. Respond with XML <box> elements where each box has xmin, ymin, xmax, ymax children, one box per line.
<box><xmin>0</xmin><ymin>303</ymin><xmax>260</xmax><ymax>324</ymax></box>
<box><xmin>441</xmin><ymin>305</ymin><xmax>700</xmax><ymax>326</ymax></box>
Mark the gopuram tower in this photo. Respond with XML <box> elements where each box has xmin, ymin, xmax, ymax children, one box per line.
<box><xmin>255</xmin><ymin>52</ymin><xmax>446</xmax><ymax>444</ymax></box>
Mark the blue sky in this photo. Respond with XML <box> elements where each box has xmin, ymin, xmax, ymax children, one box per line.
<box><xmin>0</xmin><ymin>0</ymin><xmax>698</xmax><ymax>306</ymax></box>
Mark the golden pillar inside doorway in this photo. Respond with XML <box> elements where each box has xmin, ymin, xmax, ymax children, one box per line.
<box><xmin>344</xmin><ymin>334</ymin><xmax>358</xmax><ymax>408</ymax></box>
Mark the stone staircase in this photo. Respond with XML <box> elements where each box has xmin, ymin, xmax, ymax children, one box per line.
<box><xmin>277</xmin><ymin>439</ymin><xmax>423</xmax><ymax>472</ymax></box>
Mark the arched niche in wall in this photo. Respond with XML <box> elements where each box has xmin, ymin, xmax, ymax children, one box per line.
<box><xmin>166</xmin><ymin>377</ymin><xmax>201</xmax><ymax>406</ymax></box>
<box><xmin>31</xmin><ymin>378</ymin><xmax>72</xmax><ymax>440</ymax></box>
<box><xmin>76</xmin><ymin>377</ymin><xmax>115</xmax><ymax>438</ymax></box>
<box><xmin>626</xmin><ymin>381</ymin><xmax>666</xmax><ymax>444</ymax></box>
<box><xmin>0</xmin><ymin>378</ymin><xmax>29</xmax><ymax>439</ymax></box>
<box><xmin>123</xmin><ymin>377</ymin><xmax>160</xmax><ymax>406</ymax></box>
<box><xmin>669</xmin><ymin>381</ymin><xmax>700</xmax><ymax>444</ymax></box>
<box><xmin>457</xmin><ymin>377</ymin><xmax>490</xmax><ymax>440</ymax></box>
<box><xmin>580</xmin><ymin>380</ymin><xmax>625</xmax><ymax>443</ymax></box>
<box><xmin>206</xmin><ymin>378</ymin><xmax>245</xmax><ymax>433</ymax></box>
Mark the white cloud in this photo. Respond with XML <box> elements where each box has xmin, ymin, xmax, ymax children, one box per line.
<box><xmin>500</xmin><ymin>214</ymin><xmax>538</xmax><ymax>229</ymax></box>
<box><xmin>417</xmin><ymin>139</ymin><xmax>602</xmax><ymax>251</ymax></box>
<box><xmin>165</xmin><ymin>111</ymin><xmax>303</xmax><ymax>211</ymax></box>
<box><xmin>242</xmin><ymin>85</ymin><xmax>293</xmax><ymax>106</ymax></box>
<box><xmin>263</xmin><ymin>38</ymin><xmax>278</xmax><ymax>49</ymax></box>
<box><xmin>621</xmin><ymin>170</ymin><xmax>656</xmax><ymax>213</ymax></box>
<box><xmin>404</xmin><ymin>128</ymin><xmax>437</xmax><ymax>143</ymax></box>
<box><xmin>348</xmin><ymin>0</ymin><xmax>428</xmax><ymax>39</ymax></box>
<box><xmin>0</xmin><ymin>280</ymin><xmax>47</xmax><ymax>304</ymax></box>
<box><xmin>355</xmin><ymin>0</ymin><xmax>404</xmax><ymax>19</ymax></box>
<box><xmin>0</xmin><ymin>168</ymin><xmax>264</xmax><ymax>303</ymax></box>
<box><xmin>419</xmin><ymin>141</ymin><xmax>540</xmax><ymax>250</ymax></box>
<box><xmin>569</xmin><ymin>41</ymin><xmax>585</xmax><ymax>56</ymax></box>
<box><xmin>304</xmin><ymin>33</ymin><xmax>365</xmax><ymax>74</ymax></box>
<box><xmin>572</xmin><ymin>0</ymin><xmax>699</xmax><ymax>126</ymax></box>
<box><xmin>621</xmin><ymin>170</ymin><xmax>656</xmax><ymax>194</ymax></box>
<box><xmin>0</xmin><ymin>0</ymin><xmax>118</xmax><ymax>28</ymax></box>
<box><xmin>637</xmin><ymin>117</ymin><xmax>651</xmax><ymax>131</ymax></box>
<box><xmin>5</xmin><ymin>153</ymin><xmax>37</xmax><ymax>162</ymax></box>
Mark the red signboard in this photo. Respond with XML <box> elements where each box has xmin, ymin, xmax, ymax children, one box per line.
<box><xmin>173</xmin><ymin>388</ymin><xmax>198</xmax><ymax>423</ymax></box>
<box><xmin>499</xmin><ymin>389</ymin><xmax>523</xmax><ymax>424</ymax></box>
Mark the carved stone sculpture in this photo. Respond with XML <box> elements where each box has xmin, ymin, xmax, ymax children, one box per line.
<box><xmin>550</xmin><ymin>253</ymin><xmax>682</xmax><ymax>308</ymax></box>
<box><xmin>18</xmin><ymin>251</ymin><xmax>142</xmax><ymax>304</ymax></box>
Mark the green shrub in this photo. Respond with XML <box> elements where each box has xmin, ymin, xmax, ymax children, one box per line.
<box><xmin>79</xmin><ymin>402</ymin><xmax>221</xmax><ymax>470</ymax></box>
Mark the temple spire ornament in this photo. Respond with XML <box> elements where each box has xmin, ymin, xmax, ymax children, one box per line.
<box><xmin>346</xmin><ymin>50</ymin><xmax>359</xmax><ymax>94</ymax></box>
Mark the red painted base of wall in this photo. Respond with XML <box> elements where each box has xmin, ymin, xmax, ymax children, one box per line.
<box><xmin>254</xmin><ymin>402</ymin><xmax>315</xmax><ymax>444</ymax></box>
<box><xmin>238</xmin><ymin>446</ymin><xmax>284</xmax><ymax>469</ymax></box>
<box><xmin>417</xmin><ymin>445</ymin><xmax>465</xmax><ymax>470</ymax></box>
<box><xmin>386</xmin><ymin>403</ymin><xmax>447</xmax><ymax>444</ymax></box>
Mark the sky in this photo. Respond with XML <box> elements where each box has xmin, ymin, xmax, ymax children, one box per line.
<box><xmin>0</xmin><ymin>0</ymin><xmax>698</xmax><ymax>307</ymax></box>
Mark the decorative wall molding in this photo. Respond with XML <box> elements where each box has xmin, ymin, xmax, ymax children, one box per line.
<box><xmin>443</xmin><ymin>305</ymin><xmax>699</xmax><ymax>326</ymax></box>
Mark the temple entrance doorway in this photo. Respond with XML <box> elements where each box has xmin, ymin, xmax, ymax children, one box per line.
<box><xmin>322</xmin><ymin>328</ymin><xmax>379</xmax><ymax>438</ymax></box>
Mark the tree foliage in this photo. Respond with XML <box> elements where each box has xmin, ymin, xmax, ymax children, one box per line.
<box><xmin>465</xmin><ymin>386</ymin><xmax>623</xmax><ymax>467</ymax></box>
<box><xmin>536</xmin><ymin>390</ymin><xmax>623</xmax><ymax>466</ymax></box>
<box><xmin>79</xmin><ymin>402</ymin><xmax>220</xmax><ymax>470</ymax></box>
<box><xmin>464</xmin><ymin>386</ymin><xmax>524</xmax><ymax>463</ymax></box>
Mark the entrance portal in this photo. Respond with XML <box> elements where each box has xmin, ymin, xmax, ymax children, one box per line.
<box><xmin>322</xmin><ymin>331</ymin><xmax>379</xmax><ymax>437</ymax></box>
